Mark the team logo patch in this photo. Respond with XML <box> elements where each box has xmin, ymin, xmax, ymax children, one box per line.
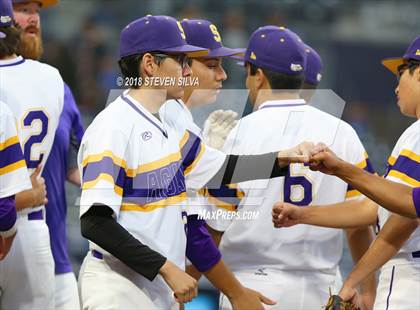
<box><xmin>0</xmin><ymin>16</ymin><xmax>11</xmax><ymax>24</ymax></box>
<box><xmin>250</xmin><ymin>52</ymin><xmax>257</xmax><ymax>60</ymax></box>
<box><xmin>290</xmin><ymin>63</ymin><xmax>303</xmax><ymax>72</ymax></box>
<box><xmin>416</xmin><ymin>49</ymin><xmax>420</xmax><ymax>56</ymax></box>
<box><xmin>142</xmin><ymin>131</ymin><xmax>152</xmax><ymax>141</ymax></box>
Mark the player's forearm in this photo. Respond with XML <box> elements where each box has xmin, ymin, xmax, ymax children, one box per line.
<box><xmin>14</xmin><ymin>189</ymin><xmax>36</xmax><ymax>211</ymax></box>
<box><xmin>202</xmin><ymin>259</ymin><xmax>246</xmax><ymax>300</ymax></box>
<box><xmin>336</xmin><ymin>161</ymin><xmax>417</xmax><ymax>218</ymax></box>
<box><xmin>345</xmin><ymin>226</ymin><xmax>376</xmax><ymax>298</ymax></box>
<box><xmin>345</xmin><ymin>214</ymin><xmax>417</xmax><ymax>289</ymax></box>
<box><xmin>205</xmin><ymin>153</ymin><xmax>289</xmax><ymax>188</ymax></box>
<box><xmin>300</xmin><ymin>200</ymin><xmax>377</xmax><ymax>228</ymax></box>
<box><xmin>80</xmin><ymin>204</ymin><xmax>167</xmax><ymax>281</ymax></box>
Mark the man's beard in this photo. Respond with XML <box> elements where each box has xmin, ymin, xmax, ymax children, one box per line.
<box><xmin>19</xmin><ymin>32</ymin><xmax>43</xmax><ymax>60</ymax></box>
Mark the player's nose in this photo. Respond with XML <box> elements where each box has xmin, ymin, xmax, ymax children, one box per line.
<box><xmin>216</xmin><ymin>65</ymin><xmax>227</xmax><ymax>82</ymax></box>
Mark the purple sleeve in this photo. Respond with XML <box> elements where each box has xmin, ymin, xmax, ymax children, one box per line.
<box><xmin>0</xmin><ymin>196</ymin><xmax>17</xmax><ymax>232</ymax></box>
<box><xmin>413</xmin><ymin>187</ymin><xmax>420</xmax><ymax>217</ymax></box>
<box><xmin>64</xmin><ymin>82</ymin><xmax>84</xmax><ymax>142</ymax></box>
<box><xmin>186</xmin><ymin>215</ymin><xmax>222</xmax><ymax>272</ymax></box>
<box><xmin>64</xmin><ymin>83</ymin><xmax>84</xmax><ymax>169</ymax></box>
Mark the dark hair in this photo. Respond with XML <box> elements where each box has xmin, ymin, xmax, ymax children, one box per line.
<box><xmin>398</xmin><ymin>59</ymin><xmax>420</xmax><ymax>78</ymax></box>
<box><xmin>118</xmin><ymin>52</ymin><xmax>168</xmax><ymax>89</ymax></box>
<box><xmin>248</xmin><ymin>62</ymin><xmax>304</xmax><ymax>90</ymax></box>
<box><xmin>118</xmin><ymin>54</ymin><xmax>143</xmax><ymax>89</ymax></box>
<box><xmin>0</xmin><ymin>24</ymin><xmax>22</xmax><ymax>58</ymax></box>
<box><xmin>407</xmin><ymin>59</ymin><xmax>420</xmax><ymax>75</ymax></box>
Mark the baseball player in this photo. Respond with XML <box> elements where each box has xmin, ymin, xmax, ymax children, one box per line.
<box><xmin>12</xmin><ymin>1</ymin><xmax>84</xmax><ymax>308</ymax></box>
<box><xmin>273</xmin><ymin>36</ymin><xmax>420</xmax><ymax>310</ymax></box>
<box><xmin>78</xmin><ymin>15</ymin><xmax>313</xmax><ymax>309</ymax></box>
<box><xmin>0</xmin><ymin>0</ymin><xmax>64</xmax><ymax>308</ymax></box>
<box><xmin>160</xmin><ymin>19</ymin><xmax>277</xmax><ymax>309</ymax></box>
<box><xmin>205</xmin><ymin>26</ymin><xmax>376</xmax><ymax>310</ymax></box>
<box><xmin>0</xmin><ymin>101</ymin><xmax>32</xmax><ymax>260</ymax></box>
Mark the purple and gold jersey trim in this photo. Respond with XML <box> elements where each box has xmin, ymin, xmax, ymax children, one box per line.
<box><xmin>180</xmin><ymin>131</ymin><xmax>206</xmax><ymax>175</ymax></box>
<box><xmin>346</xmin><ymin>152</ymin><xmax>375</xmax><ymax>198</ymax></box>
<box><xmin>0</xmin><ymin>136</ymin><xmax>26</xmax><ymax>176</ymax></box>
<box><xmin>413</xmin><ymin>187</ymin><xmax>420</xmax><ymax>217</ymax></box>
<box><xmin>385</xmin><ymin>149</ymin><xmax>420</xmax><ymax>187</ymax></box>
<box><xmin>82</xmin><ymin>151</ymin><xmax>196</xmax><ymax>212</ymax></box>
<box><xmin>202</xmin><ymin>184</ymin><xmax>245</xmax><ymax>211</ymax></box>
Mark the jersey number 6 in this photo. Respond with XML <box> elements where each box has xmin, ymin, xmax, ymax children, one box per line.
<box><xmin>284</xmin><ymin>168</ymin><xmax>313</xmax><ymax>206</ymax></box>
<box><xmin>22</xmin><ymin>110</ymin><xmax>49</xmax><ymax>169</ymax></box>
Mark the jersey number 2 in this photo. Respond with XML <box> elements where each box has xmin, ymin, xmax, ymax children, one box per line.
<box><xmin>284</xmin><ymin>168</ymin><xmax>313</xmax><ymax>206</ymax></box>
<box><xmin>23</xmin><ymin>110</ymin><xmax>49</xmax><ymax>169</ymax></box>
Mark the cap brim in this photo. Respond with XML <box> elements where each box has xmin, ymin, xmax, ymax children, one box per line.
<box><xmin>382</xmin><ymin>57</ymin><xmax>404</xmax><ymax>75</ymax></box>
<box><xmin>13</xmin><ymin>0</ymin><xmax>58</xmax><ymax>8</ymax></box>
<box><xmin>229</xmin><ymin>48</ymin><xmax>246</xmax><ymax>61</ymax></box>
<box><xmin>159</xmin><ymin>44</ymin><xmax>209</xmax><ymax>57</ymax></box>
<box><xmin>205</xmin><ymin>47</ymin><xmax>245</xmax><ymax>58</ymax></box>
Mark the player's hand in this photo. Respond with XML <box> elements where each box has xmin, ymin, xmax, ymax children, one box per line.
<box><xmin>230</xmin><ymin>286</ymin><xmax>276</xmax><ymax>310</ymax></box>
<box><xmin>159</xmin><ymin>260</ymin><xmax>198</xmax><ymax>303</ymax></box>
<box><xmin>272</xmin><ymin>202</ymin><xmax>305</xmax><ymax>228</ymax></box>
<box><xmin>277</xmin><ymin>141</ymin><xmax>315</xmax><ymax>167</ymax></box>
<box><xmin>308</xmin><ymin>143</ymin><xmax>343</xmax><ymax>175</ymax></box>
<box><xmin>203</xmin><ymin>109</ymin><xmax>237</xmax><ymax>150</ymax></box>
<box><xmin>0</xmin><ymin>232</ymin><xmax>16</xmax><ymax>261</ymax></box>
<box><xmin>339</xmin><ymin>285</ymin><xmax>363</xmax><ymax>309</ymax></box>
<box><xmin>30</xmin><ymin>165</ymin><xmax>48</xmax><ymax>207</ymax></box>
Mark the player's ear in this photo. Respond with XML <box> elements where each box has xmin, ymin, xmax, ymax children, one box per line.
<box><xmin>141</xmin><ymin>53</ymin><xmax>156</xmax><ymax>77</ymax></box>
<box><xmin>415</xmin><ymin>66</ymin><xmax>420</xmax><ymax>82</ymax></box>
<box><xmin>255</xmin><ymin>68</ymin><xmax>265</xmax><ymax>90</ymax></box>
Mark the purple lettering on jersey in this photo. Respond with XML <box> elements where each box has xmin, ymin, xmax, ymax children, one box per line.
<box><xmin>0</xmin><ymin>196</ymin><xmax>17</xmax><ymax>232</ymax></box>
<box><xmin>0</xmin><ymin>142</ymin><xmax>25</xmax><ymax>169</ymax></box>
<box><xmin>124</xmin><ymin>162</ymin><xmax>186</xmax><ymax>206</ymax></box>
<box><xmin>44</xmin><ymin>83</ymin><xmax>84</xmax><ymax>274</ymax></box>
<box><xmin>413</xmin><ymin>187</ymin><xmax>420</xmax><ymax>217</ymax></box>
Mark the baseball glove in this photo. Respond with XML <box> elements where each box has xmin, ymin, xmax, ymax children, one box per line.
<box><xmin>325</xmin><ymin>294</ymin><xmax>361</xmax><ymax>310</ymax></box>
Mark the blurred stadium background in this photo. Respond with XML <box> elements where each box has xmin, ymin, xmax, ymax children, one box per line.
<box><xmin>37</xmin><ymin>1</ymin><xmax>419</xmax><ymax>309</ymax></box>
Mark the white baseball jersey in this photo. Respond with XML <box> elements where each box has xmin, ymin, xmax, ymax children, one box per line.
<box><xmin>379</xmin><ymin>119</ymin><xmax>420</xmax><ymax>253</ymax></box>
<box><xmin>160</xmin><ymin>99</ymin><xmax>225</xmax><ymax>215</ymax></box>
<box><xmin>79</xmin><ymin>93</ymin><xmax>225</xmax><ymax>308</ymax></box>
<box><xmin>208</xmin><ymin>99</ymin><xmax>373</xmax><ymax>272</ymax></box>
<box><xmin>0</xmin><ymin>101</ymin><xmax>31</xmax><ymax>199</ymax></box>
<box><xmin>0</xmin><ymin>56</ymin><xmax>64</xmax><ymax>214</ymax></box>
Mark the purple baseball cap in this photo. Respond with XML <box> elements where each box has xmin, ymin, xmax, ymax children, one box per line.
<box><xmin>237</xmin><ymin>26</ymin><xmax>306</xmax><ymax>75</ymax></box>
<box><xmin>180</xmin><ymin>19</ymin><xmax>243</xmax><ymax>58</ymax></box>
<box><xmin>382</xmin><ymin>36</ymin><xmax>420</xmax><ymax>75</ymax></box>
<box><xmin>303</xmin><ymin>44</ymin><xmax>323</xmax><ymax>85</ymax></box>
<box><xmin>119</xmin><ymin>15</ymin><xmax>208</xmax><ymax>59</ymax></box>
<box><xmin>0</xmin><ymin>0</ymin><xmax>13</xmax><ymax>39</ymax></box>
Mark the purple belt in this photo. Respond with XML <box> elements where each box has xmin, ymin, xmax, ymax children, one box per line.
<box><xmin>91</xmin><ymin>250</ymin><xmax>103</xmax><ymax>260</ymax></box>
<box><xmin>28</xmin><ymin>210</ymin><xmax>43</xmax><ymax>221</ymax></box>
